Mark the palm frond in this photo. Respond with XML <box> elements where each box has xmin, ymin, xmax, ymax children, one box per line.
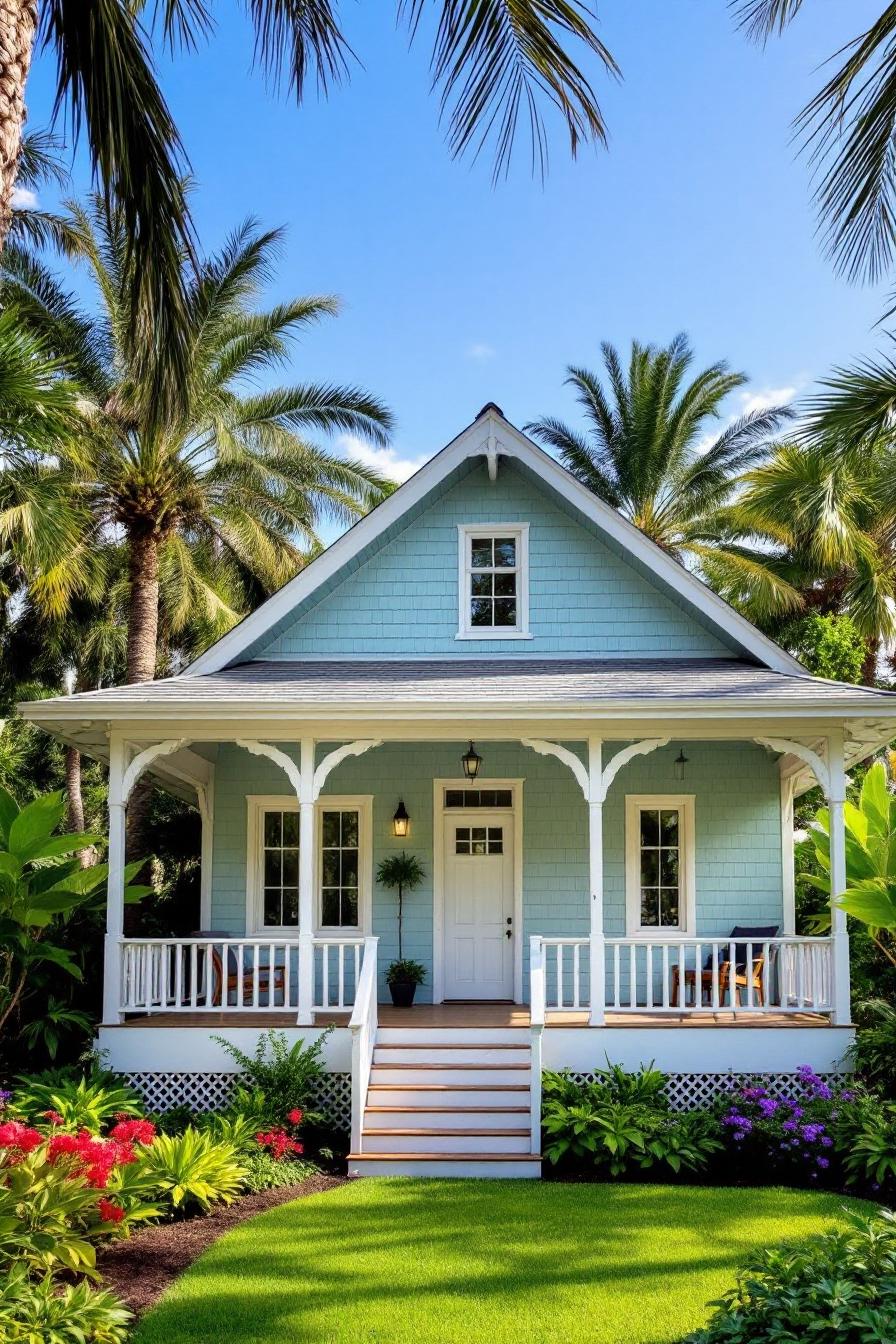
<box><xmin>732</xmin><ymin>0</ymin><xmax>805</xmax><ymax>45</ymax></box>
<box><xmin>400</xmin><ymin>0</ymin><xmax>619</xmax><ymax>181</ymax></box>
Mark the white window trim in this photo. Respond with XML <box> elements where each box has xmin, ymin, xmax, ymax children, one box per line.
<box><xmin>456</xmin><ymin>522</ymin><xmax>532</xmax><ymax>640</ymax></box>
<box><xmin>245</xmin><ymin>794</ymin><xmax>372</xmax><ymax>936</ymax></box>
<box><xmin>624</xmin><ymin>794</ymin><xmax>696</xmax><ymax>938</ymax></box>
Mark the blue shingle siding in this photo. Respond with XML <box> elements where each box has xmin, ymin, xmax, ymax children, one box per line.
<box><xmin>210</xmin><ymin>740</ymin><xmax>783</xmax><ymax>1004</ymax></box>
<box><xmin>256</xmin><ymin>461</ymin><xmax>733</xmax><ymax>659</ymax></box>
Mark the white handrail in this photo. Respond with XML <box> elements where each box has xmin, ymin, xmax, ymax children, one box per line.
<box><xmin>529</xmin><ymin>936</ymin><xmax>545</xmax><ymax>1156</ymax></box>
<box><xmin>537</xmin><ymin>935</ymin><xmax>834</xmax><ymax>1015</ymax></box>
<box><xmin>349</xmin><ymin>936</ymin><xmax>379</xmax><ymax>1155</ymax></box>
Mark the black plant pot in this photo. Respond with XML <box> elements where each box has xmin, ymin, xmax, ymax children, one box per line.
<box><xmin>389</xmin><ymin>979</ymin><xmax>417</xmax><ymax>1008</ymax></box>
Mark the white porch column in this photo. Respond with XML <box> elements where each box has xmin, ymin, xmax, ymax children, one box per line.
<box><xmin>827</xmin><ymin>732</ymin><xmax>851</xmax><ymax>1024</ymax></box>
<box><xmin>588</xmin><ymin>736</ymin><xmax>605</xmax><ymax>1026</ymax></box>
<box><xmin>297</xmin><ymin>737</ymin><xmax>316</xmax><ymax>1026</ymax></box>
<box><xmin>197</xmin><ymin>775</ymin><xmax>214</xmax><ymax>930</ymax></box>
<box><xmin>781</xmin><ymin>773</ymin><xmax>796</xmax><ymax>936</ymax></box>
<box><xmin>103</xmin><ymin>736</ymin><xmax>126</xmax><ymax>1024</ymax></box>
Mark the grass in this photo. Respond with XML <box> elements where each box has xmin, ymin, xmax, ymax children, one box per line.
<box><xmin>133</xmin><ymin>1180</ymin><xmax>872</xmax><ymax>1344</ymax></box>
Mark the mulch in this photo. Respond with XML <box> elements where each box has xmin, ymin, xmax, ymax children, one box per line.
<box><xmin>97</xmin><ymin>1172</ymin><xmax>347</xmax><ymax>1317</ymax></box>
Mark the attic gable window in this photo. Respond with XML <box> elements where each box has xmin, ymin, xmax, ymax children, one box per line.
<box><xmin>457</xmin><ymin>523</ymin><xmax>531</xmax><ymax>640</ymax></box>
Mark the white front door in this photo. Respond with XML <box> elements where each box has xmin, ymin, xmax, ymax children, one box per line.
<box><xmin>443</xmin><ymin>811</ymin><xmax>515</xmax><ymax>999</ymax></box>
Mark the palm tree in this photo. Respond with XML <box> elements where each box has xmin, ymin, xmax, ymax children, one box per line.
<box><xmin>735</xmin><ymin>1</ymin><xmax>896</xmax><ymax>290</ymax></box>
<box><xmin>709</xmin><ymin>438</ymin><xmax>896</xmax><ymax>684</ymax></box>
<box><xmin>3</xmin><ymin>197</ymin><xmax>394</xmax><ymax>686</ymax></box>
<box><xmin>525</xmin><ymin>333</ymin><xmax>793</xmax><ymax>569</ymax></box>
<box><xmin>0</xmin><ymin>4</ymin><xmax>618</xmax><ymax>420</ymax></box>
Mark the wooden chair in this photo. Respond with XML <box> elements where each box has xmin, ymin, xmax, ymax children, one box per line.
<box><xmin>672</xmin><ymin>926</ymin><xmax>779</xmax><ymax>1007</ymax></box>
<box><xmin>189</xmin><ymin>931</ymin><xmax>286</xmax><ymax>1008</ymax></box>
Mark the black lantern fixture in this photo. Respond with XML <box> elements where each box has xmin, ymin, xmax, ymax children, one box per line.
<box><xmin>392</xmin><ymin>798</ymin><xmax>410</xmax><ymax>838</ymax></box>
<box><xmin>674</xmin><ymin>748</ymin><xmax>689</xmax><ymax>782</ymax></box>
<box><xmin>461</xmin><ymin>740</ymin><xmax>483</xmax><ymax>781</ymax></box>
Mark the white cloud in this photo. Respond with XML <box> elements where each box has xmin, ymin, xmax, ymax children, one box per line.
<box><xmin>11</xmin><ymin>186</ymin><xmax>37</xmax><ymax>209</ymax></box>
<box><xmin>337</xmin><ymin>434</ymin><xmax>431</xmax><ymax>484</ymax></box>
<box><xmin>735</xmin><ymin>385</ymin><xmax>798</xmax><ymax>417</ymax></box>
<box><xmin>466</xmin><ymin>341</ymin><xmax>496</xmax><ymax>362</ymax></box>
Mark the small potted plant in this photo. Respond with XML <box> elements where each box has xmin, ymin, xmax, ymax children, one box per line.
<box><xmin>377</xmin><ymin>852</ymin><xmax>426</xmax><ymax>1007</ymax></box>
<box><xmin>385</xmin><ymin>958</ymin><xmax>427</xmax><ymax>1008</ymax></box>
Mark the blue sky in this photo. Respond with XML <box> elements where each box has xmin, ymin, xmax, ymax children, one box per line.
<box><xmin>20</xmin><ymin>0</ymin><xmax>889</xmax><ymax>490</ymax></box>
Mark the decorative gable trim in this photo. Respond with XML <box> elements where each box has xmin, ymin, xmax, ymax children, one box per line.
<box><xmin>185</xmin><ymin>408</ymin><xmax>804</xmax><ymax>677</ymax></box>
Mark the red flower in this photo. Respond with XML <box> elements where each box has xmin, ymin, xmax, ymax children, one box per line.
<box><xmin>97</xmin><ymin>1198</ymin><xmax>125</xmax><ymax>1224</ymax></box>
<box><xmin>109</xmin><ymin>1118</ymin><xmax>155</xmax><ymax>1146</ymax></box>
<box><xmin>43</xmin><ymin>1110</ymin><xmax>64</xmax><ymax>1126</ymax></box>
<box><xmin>46</xmin><ymin>1131</ymin><xmax>135</xmax><ymax>1187</ymax></box>
<box><xmin>0</xmin><ymin>1121</ymin><xmax>42</xmax><ymax>1154</ymax></box>
<box><xmin>257</xmin><ymin>1128</ymin><xmax>304</xmax><ymax>1160</ymax></box>
<box><xmin>287</xmin><ymin>1109</ymin><xmax>303</xmax><ymax>1127</ymax></box>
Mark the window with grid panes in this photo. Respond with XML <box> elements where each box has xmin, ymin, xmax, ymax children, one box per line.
<box><xmin>320</xmin><ymin>808</ymin><xmax>360</xmax><ymax>928</ymax></box>
<box><xmin>261</xmin><ymin>809</ymin><xmax>300</xmax><ymax>928</ymax></box>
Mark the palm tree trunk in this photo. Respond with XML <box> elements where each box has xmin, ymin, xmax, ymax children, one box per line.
<box><xmin>126</xmin><ymin>527</ymin><xmax>161</xmax><ymax>684</ymax></box>
<box><xmin>126</xmin><ymin>527</ymin><xmax>161</xmax><ymax>863</ymax></box>
<box><xmin>64</xmin><ymin>743</ymin><xmax>97</xmax><ymax>869</ymax></box>
<box><xmin>0</xmin><ymin>1</ymin><xmax>37</xmax><ymax>250</ymax></box>
<box><xmin>862</xmin><ymin>635</ymin><xmax>880</xmax><ymax>687</ymax></box>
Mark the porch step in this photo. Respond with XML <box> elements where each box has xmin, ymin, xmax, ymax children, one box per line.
<box><xmin>369</xmin><ymin>1063</ymin><xmax>530</xmax><ymax>1086</ymax></box>
<box><xmin>376</xmin><ymin>1027</ymin><xmax>529</xmax><ymax>1046</ymax></box>
<box><xmin>373</xmin><ymin>1045</ymin><xmax>528</xmax><ymax>1065</ymax></box>
<box><xmin>364</xmin><ymin>1106</ymin><xmax>529</xmax><ymax>1129</ymax></box>
<box><xmin>366</xmin><ymin>1084</ymin><xmax>529</xmax><ymax>1107</ymax></box>
<box><xmin>347</xmin><ymin>1153</ymin><xmax>542</xmax><ymax>1179</ymax></box>
<box><xmin>361</xmin><ymin>1129</ymin><xmax>531</xmax><ymax>1154</ymax></box>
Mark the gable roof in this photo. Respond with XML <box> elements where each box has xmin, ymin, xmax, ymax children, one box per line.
<box><xmin>186</xmin><ymin>405</ymin><xmax>805</xmax><ymax>677</ymax></box>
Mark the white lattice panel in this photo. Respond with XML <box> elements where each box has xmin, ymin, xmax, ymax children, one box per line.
<box><xmin>123</xmin><ymin>1071</ymin><xmax>352</xmax><ymax>1131</ymax></box>
<box><xmin>565</xmin><ymin>1071</ymin><xmax>847</xmax><ymax>1111</ymax></box>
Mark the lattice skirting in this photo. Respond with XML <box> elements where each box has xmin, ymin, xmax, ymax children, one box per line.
<box><xmin>122</xmin><ymin>1071</ymin><xmax>352</xmax><ymax>1132</ymax></box>
<box><xmin>565</xmin><ymin>1071</ymin><xmax>847</xmax><ymax>1111</ymax></box>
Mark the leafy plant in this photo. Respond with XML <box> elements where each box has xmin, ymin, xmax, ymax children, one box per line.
<box><xmin>801</xmin><ymin>760</ymin><xmax>896</xmax><ymax>964</ymax></box>
<box><xmin>11</xmin><ymin>1073</ymin><xmax>142</xmax><ymax>1134</ymax></box>
<box><xmin>0</xmin><ymin>786</ymin><xmax>148</xmax><ymax>1034</ymax></box>
<box><xmin>240</xmin><ymin>1151</ymin><xmax>316</xmax><ymax>1194</ymax></box>
<box><xmin>851</xmin><ymin>998</ymin><xmax>896</xmax><ymax>1098</ymax></box>
<box><xmin>385</xmin><ymin>958</ymin><xmax>427</xmax><ymax>987</ymax></box>
<box><xmin>377</xmin><ymin>852</ymin><xmax>425</xmax><ymax>961</ymax></box>
<box><xmin>685</xmin><ymin>1209</ymin><xmax>896</xmax><ymax>1343</ymax></box>
<box><xmin>835</xmin><ymin>1094</ymin><xmax>896</xmax><ymax>1192</ymax></box>
<box><xmin>132</xmin><ymin>1127</ymin><xmax>246</xmax><ymax>1213</ymax></box>
<box><xmin>713</xmin><ymin>1066</ymin><xmax>850</xmax><ymax>1185</ymax></box>
<box><xmin>0</xmin><ymin>1263</ymin><xmax>131</xmax><ymax>1344</ymax></box>
<box><xmin>211</xmin><ymin>1030</ymin><xmax>329</xmax><ymax>1126</ymax></box>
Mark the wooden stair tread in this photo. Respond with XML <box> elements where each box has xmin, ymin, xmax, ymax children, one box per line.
<box><xmin>372</xmin><ymin>1062</ymin><xmax>530</xmax><ymax>1071</ymax></box>
<box><xmin>362</xmin><ymin>1128</ymin><xmax>530</xmax><ymax>1138</ymax></box>
<box><xmin>365</xmin><ymin>1106</ymin><xmax>530</xmax><ymax>1114</ymax></box>
<box><xmin>367</xmin><ymin>1083</ymin><xmax>530</xmax><ymax>1092</ymax></box>
<box><xmin>349</xmin><ymin>1152</ymin><xmax>542</xmax><ymax>1162</ymax></box>
<box><xmin>376</xmin><ymin>1043</ymin><xmax>530</xmax><ymax>1051</ymax></box>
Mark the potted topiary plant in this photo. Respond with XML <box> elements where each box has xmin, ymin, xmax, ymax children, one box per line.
<box><xmin>377</xmin><ymin>852</ymin><xmax>426</xmax><ymax>1007</ymax></box>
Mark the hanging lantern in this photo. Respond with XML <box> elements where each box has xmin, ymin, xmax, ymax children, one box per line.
<box><xmin>674</xmin><ymin>748</ymin><xmax>689</xmax><ymax>782</ymax></box>
<box><xmin>392</xmin><ymin>798</ymin><xmax>410</xmax><ymax>838</ymax></box>
<box><xmin>461</xmin><ymin>741</ymin><xmax>483</xmax><ymax>781</ymax></box>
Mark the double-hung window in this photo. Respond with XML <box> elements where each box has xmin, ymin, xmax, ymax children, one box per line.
<box><xmin>248</xmin><ymin>796</ymin><xmax>370</xmax><ymax>934</ymax></box>
<box><xmin>457</xmin><ymin>524</ymin><xmax>530</xmax><ymax>638</ymax></box>
<box><xmin>625</xmin><ymin>795</ymin><xmax>695</xmax><ymax>936</ymax></box>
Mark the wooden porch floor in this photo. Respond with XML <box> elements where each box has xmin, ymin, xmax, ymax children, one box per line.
<box><xmin>115</xmin><ymin>1003</ymin><xmax>832</xmax><ymax>1029</ymax></box>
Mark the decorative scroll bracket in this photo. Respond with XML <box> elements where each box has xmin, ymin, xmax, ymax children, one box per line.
<box><xmin>120</xmin><ymin>739</ymin><xmax>187</xmax><ymax>805</ymax></box>
<box><xmin>754</xmin><ymin>737</ymin><xmax>833</xmax><ymax>800</ymax></box>
<box><xmin>313</xmin><ymin>740</ymin><xmax>383</xmax><ymax>799</ymax></box>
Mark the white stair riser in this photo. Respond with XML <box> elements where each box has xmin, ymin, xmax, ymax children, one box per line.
<box><xmin>367</xmin><ymin>1087</ymin><xmax>529</xmax><ymax>1107</ymax></box>
<box><xmin>364</xmin><ymin>1109</ymin><xmax>529</xmax><ymax>1130</ymax></box>
<box><xmin>362</xmin><ymin>1132</ymin><xmax>531</xmax><ymax>1154</ymax></box>
<box><xmin>374</xmin><ymin>1047</ymin><xmax>529</xmax><ymax>1065</ymax></box>
<box><xmin>376</xmin><ymin>1028</ymin><xmax>528</xmax><ymax>1046</ymax></box>
<box><xmin>370</xmin><ymin>1066</ymin><xmax>529</xmax><ymax>1086</ymax></box>
<box><xmin>348</xmin><ymin>1157</ymin><xmax>541</xmax><ymax>1179</ymax></box>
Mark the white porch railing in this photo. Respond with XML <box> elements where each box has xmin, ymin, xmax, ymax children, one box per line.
<box><xmin>119</xmin><ymin>936</ymin><xmax>367</xmax><ymax>1014</ymax></box>
<box><xmin>529</xmin><ymin>936</ymin><xmax>546</xmax><ymax>1154</ymax></box>
<box><xmin>349</xmin><ymin>937</ymin><xmax>379</xmax><ymax>1155</ymax></box>
<box><xmin>538</xmin><ymin>935</ymin><xmax>834</xmax><ymax>1014</ymax></box>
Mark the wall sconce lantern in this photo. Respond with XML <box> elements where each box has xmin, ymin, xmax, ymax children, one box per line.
<box><xmin>674</xmin><ymin>749</ymin><xmax>689</xmax><ymax>782</ymax></box>
<box><xmin>392</xmin><ymin>798</ymin><xmax>410</xmax><ymax>838</ymax></box>
<box><xmin>461</xmin><ymin>741</ymin><xmax>483</xmax><ymax>781</ymax></box>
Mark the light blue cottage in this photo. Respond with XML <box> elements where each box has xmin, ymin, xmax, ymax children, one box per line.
<box><xmin>25</xmin><ymin>404</ymin><xmax>896</xmax><ymax>1177</ymax></box>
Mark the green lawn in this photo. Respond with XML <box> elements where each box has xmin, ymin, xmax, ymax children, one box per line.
<box><xmin>133</xmin><ymin>1180</ymin><xmax>870</xmax><ymax>1344</ymax></box>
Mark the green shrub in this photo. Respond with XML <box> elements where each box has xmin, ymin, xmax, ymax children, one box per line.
<box><xmin>542</xmin><ymin>1095</ymin><xmax>721</xmax><ymax>1176</ymax></box>
<box><xmin>684</xmin><ymin>1210</ymin><xmax>896</xmax><ymax>1342</ymax></box>
<box><xmin>240</xmin><ymin>1151</ymin><xmax>316</xmax><ymax>1193</ymax></box>
<box><xmin>148</xmin><ymin>1103</ymin><xmax>195</xmax><ymax>1135</ymax></box>
<box><xmin>852</xmin><ymin>999</ymin><xmax>896</xmax><ymax>1098</ymax></box>
<box><xmin>211</xmin><ymin>1030</ymin><xmax>328</xmax><ymax>1126</ymax></box>
<box><xmin>132</xmin><ymin>1127</ymin><xmax>246</xmax><ymax>1212</ymax></box>
<box><xmin>196</xmin><ymin>1110</ymin><xmax>263</xmax><ymax>1156</ymax></box>
<box><xmin>0</xmin><ymin>1264</ymin><xmax>131</xmax><ymax>1344</ymax></box>
<box><xmin>12</xmin><ymin>1073</ymin><xmax>142</xmax><ymax>1134</ymax></box>
<box><xmin>833</xmin><ymin>1092</ymin><xmax>896</xmax><ymax>1192</ymax></box>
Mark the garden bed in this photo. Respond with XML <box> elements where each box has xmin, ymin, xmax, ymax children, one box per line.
<box><xmin>98</xmin><ymin>1172</ymin><xmax>346</xmax><ymax>1316</ymax></box>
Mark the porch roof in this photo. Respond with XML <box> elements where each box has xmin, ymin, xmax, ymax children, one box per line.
<box><xmin>22</xmin><ymin>655</ymin><xmax>896</xmax><ymax>715</ymax></box>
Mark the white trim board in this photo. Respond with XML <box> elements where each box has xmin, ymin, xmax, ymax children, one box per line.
<box><xmin>183</xmin><ymin>407</ymin><xmax>804</xmax><ymax>677</ymax></box>
<box><xmin>431</xmin><ymin>777</ymin><xmax>524</xmax><ymax>1005</ymax></box>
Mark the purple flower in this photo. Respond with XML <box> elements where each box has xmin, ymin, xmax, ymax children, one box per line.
<box><xmin>782</xmin><ymin>1120</ymin><xmax>797</xmax><ymax>1133</ymax></box>
<box><xmin>0</xmin><ymin>1090</ymin><xmax>10</xmax><ymax>1110</ymax></box>
<box><xmin>817</xmin><ymin>1157</ymin><xmax>830</xmax><ymax>1169</ymax></box>
<box><xmin>742</xmin><ymin>1087</ymin><xmax>767</xmax><ymax>1101</ymax></box>
<box><xmin>758</xmin><ymin>1098</ymin><xmax>780</xmax><ymax>1117</ymax></box>
<box><xmin>801</xmin><ymin>1123</ymin><xmax>826</xmax><ymax>1144</ymax></box>
<box><xmin>841</xmin><ymin>1090</ymin><xmax>855</xmax><ymax>1102</ymax></box>
<box><xmin>814</xmin><ymin>1083</ymin><xmax>833</xmax><ymax>1100</ymax></box>
<box><xmin>821</xmin><ymin>1136</ymin><xmax>833</xmax><ymax>1148</ymax></box>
